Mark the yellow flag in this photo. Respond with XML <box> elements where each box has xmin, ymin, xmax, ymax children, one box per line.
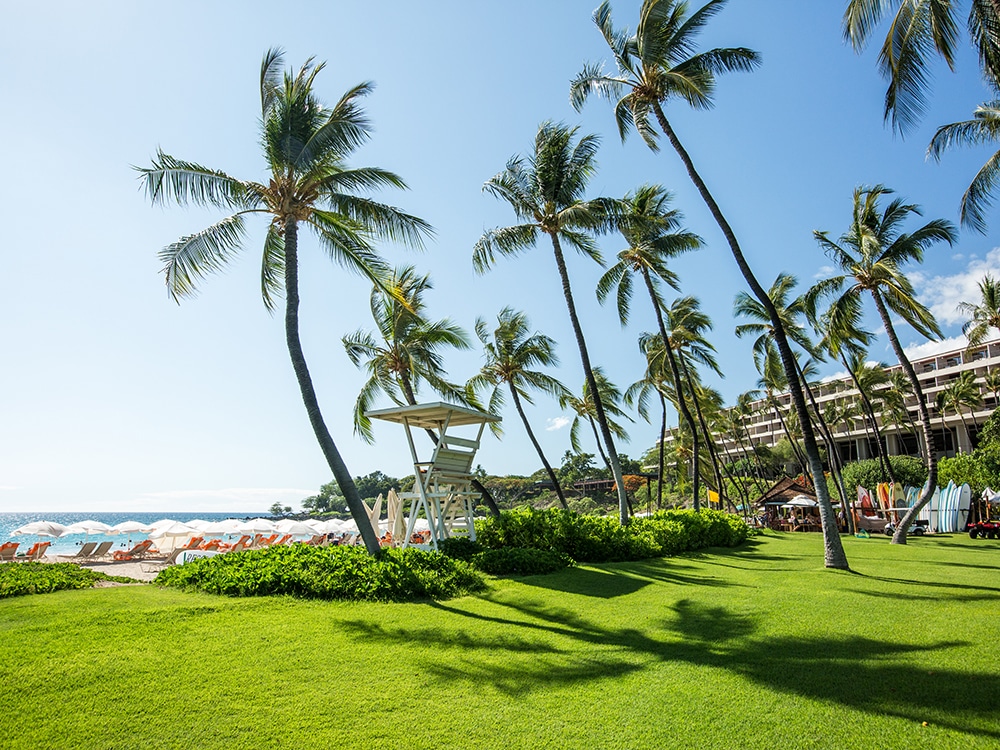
<box><xmin>708</xmin><ymin>490</ymin><xmax>720</xmax><ymax>507</ymax></box>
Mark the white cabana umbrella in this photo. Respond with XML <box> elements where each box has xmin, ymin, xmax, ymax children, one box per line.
<box><xmin>275</xmin><ymin>519</ymin><xmax>318</xmax><ymax>536</ymax></box>
<box><xmin>148</xmin><ymin>521</ymin><xmax>199</xmax><ymax>553</ymax></box>
<box><xmin>186</xmin><ymin>519</ymin><xmax>212</xmax><ymax>530</ymax></box>
<box><xmin>237</xmin><ymin>518</ymin><xmax>278</xmax><ymax>534</ymax></box>
<box><xmin>787</xmin><ymin>495</ymin><xmax>818</xmax><ymax>507</ymax></box>
<box><xmin>62</xmin><ymin>520</ymin><xmax>113</xmax><ymax>537</ymax></box>
<box><xmin>111</xmin><ymin>520</ymin><xmax>152</xmax><ymax>534</ymax></box>
<box><xmin>13</xmin><ymin>521</ymin><xmax>69</xmax><ymax>538</ymax></box>
<box><xmin>202</xmin><ymin>519</ymin><xmax>242</xmax><ymax>536</ymax></box>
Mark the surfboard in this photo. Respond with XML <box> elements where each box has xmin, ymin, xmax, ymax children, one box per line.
<box><xmin>928</xmin><ymin>486</ymin><xmax>940</xmax><ymax>532</ymax></box>
<box><xmin>942</xmin><ymin>481</ymin><xmax>957</xmax><ymax>532</ymax></box>
<box><xmin>957</xmin><ymin>483</ymin><xmax>972</xmax><ymax>532</ymax></box>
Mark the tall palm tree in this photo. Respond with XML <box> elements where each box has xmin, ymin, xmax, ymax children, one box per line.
<box><xmin>573</xmin><ymin>0</ymin><xmax>850</xmax><ymax>568</ymax></box>
<box><xmin>560</xmin><ymin>368</ymin><xmax>632</xmax><ymax>474</ymax></box>
<box><xmin>474</xmin><ymin>122</ymin><xmax>631</xmax><ymax>523</ymax></box>
<box><xmin>844</xmin><ymin>0</ymin><xmax>1000</xmax><ymax>134</ymax></box>
<box><xmin>468</xmin><ymin>308</ymin><xmax>571</xmax><ymax>509</ymax></box>
<box><xmin>957</xmin><ymin>273</ymin><xmax>1000</xmax><ymax>345</ymax></box>
<box><xmin>928</xmin><ymin>103</ymin><xmax>1000</xmax><ymax>232</ymax></box>
<box><xmin>940</xmin><ymin>370</ymin><xmax>985</xmax><ymax>443</ymax></box>
<box><xmin>625</xmin><ymin>337</ymin><xmax>672</xmax><ymax>508</ymax></box>
<box><xmin>812</xmin><ymin>185</ymin><xmax>957</xmax><ymax>544</ymax></box>
<box><xmin>597</xmin><ymin>184</ymin><xmax>703</xmax><ymax>507</ymax></box>
<box><xmin>343</xmin><ymin>266</ymin><xmax>471</xmax><ymax>442</ymax></box>
<box><xmin>136</xmin><ymin>49</ymin><xmax>431</xmax><ymax>556</ymax></box>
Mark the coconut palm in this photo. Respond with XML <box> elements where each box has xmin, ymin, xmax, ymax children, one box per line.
<box><xmin>812</xmin><ymin>184</ymin><xmax>957</xmax><ymax>543</ymax></box>
<box><xmin>560</xmin><ymin>368</ymin><xmax>632</xmax><ymax>474</ymax></box>
<box><xmin>626</xmin><ymin>337</ymin><xmax>672</xmax><ymax>507</ymax></box>
<box><xmin>573</xmin><ymin>1</ymin><xmax>849</xmax><ymax>568</ymax></box>
<box><xmin>136</xmin><ymin>49</ymin><xmax>431</xmax><ymax>555</ymax></box>
<box><xmin>468</xmin><ymin>308</ymin><xmax>570</xmax><ymax>509</ymax></box>
<box><xmin>343</xmin><ymin>266</ymin><xmax>471</xmax><ymax>442</ymax></box>
<box><xmin>843</xmin><ymin>0</ymin><xmax>1000</xmax><ymax>134</ymax></box>
<box><xmin>474</xmin><ymin>122</ymin><xmax>631</xmax><ymax>523</ymax></box>
<box><xmin>939</xmin><ymin>370</ymin><xmax>985</xmax><ymax>445</ymax></box>
<box><xmin>928</xmin><ymin>103</ymin><xmax>1000</xmax><ymax>232</ymax></box>
<box><xmin>985</xmin><ymin>368</ymin><xmax>1000</xmax><ymax>403</ymax></box>
<box><xmin>957</xmin><ymin>273</ymin><xmax>1000</xmax><ymax>345</ymax></box>
<box><xmin>598</xmin><ymin>184</ymin><xmax>703</xmax><ymax>506</ymax></box>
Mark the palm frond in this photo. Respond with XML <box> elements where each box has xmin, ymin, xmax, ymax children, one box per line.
<box><xmin>158</xmin><ymin>213</ymin><xmax>249</xmax><ymax>301</ymax></box>
<box><xmin>473</xmin><ymin>224</ymin><xmax>538</xmax><ymax>273</ymax></box>
<box><xmin>260</xmin><ymin>223</ymin><xmax>285</xmax><ymax>313</ymax></box>
<box><xmin>137</xmin><ymin>151</ymin><xmax>249</xmax><ymax>210</ymax></box>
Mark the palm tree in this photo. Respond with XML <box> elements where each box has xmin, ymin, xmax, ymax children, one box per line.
<box><xmin>560</xmin><ymin>368</ymin><xmax>632</xmax><ymax>474</ymax></box>
<box><xmin>984</xmin><ymin>368</ymin><xmax>1000</xmax><ymax>404</ymax></box>
<box><xmin>844</xmin><ymin>0</ymin><xmax>1000</xmax><ymax>134</ymax></box>
<box><xmin>957</xmin><ymin>274</ymin><xmax>1000</xmax><ymax>345</ymax></box>
<box><xmin>625</xmin><ymin>337</ymin><xmax>672</xmax><ymax>508</ymax></box>
<box><xmin>573</xmin><ymin>1</ymin><xmax>849</xmax><ymax>568</ymax></box>
<box><xmin>939</xmin><ymin>370</ymin><xmax>985</xmax><ymax>445</ymax></box>
<box><xmin>136</xmin><ymin>50</ymin><xmax>431</xmax><ymax>555</ymax></box>
<box><xmin>928</xmin><ymin>103</ymin><xmax>1000</xmax><ymax>232</ymax></box>
<box><xmin>812</xmin><ymin>184</ymin><xmax>957</xmax><ymax>544</ymax></box>
<box><xmin>468</xmin><ymin>308</ymin><xmax>570</xmax><ymax>509</ymax></box>
<box><xmin>474</xmin><ymin>122</ymin><xmax>632</xmax><ymax>523</ymax></box>
<box><xmin>343</xmin><ymin>266</ymin><xmax>471</xmax><ymax>442</ymax></box>
<box><xmin>597</xmin><ymin>184</ymin><xmax>703</xmax><ymax>506</ymax></box>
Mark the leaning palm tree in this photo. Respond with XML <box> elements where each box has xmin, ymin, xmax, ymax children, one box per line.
<box><xmin>474</xmin><ymin>122</ymin><xmax>631</xmax><ymax>523</ymax></box>
<box><xmin>812</xmin><ymin>184</ymin><xmax>957</xmax><ymax>544</ymax></box>
<box><xmin>343</xmin><ymin>266</ymin><xmax>471</xmax><ymax>442</ymax></box>
<box><xmin>136</xmin><ymin>49</ymin><xmax>431</xmax><ymax>555</ymax></box>
<box><xmin>928</xmin><ymin>103</ymin><xmax>1000</xmax><ymax>232</ymax></box>
<box><xmin>573</xmin><ymin>0</ymin><xmax>849</xmax><ymax>568</ymax></box>
<box><xmin>468</xmin><ymin>308</ymin><xmax>571</xmax><ymax>509</ymax></box>
<box><xmin>957</xmin><ymin>273</ymin><xmax>1000</xmax><ymax>346</ymax></box>
<box><xmin>597</xmin><ymin>184</ymin><xmax>703</xmax><ymax>506</ymax></box>
<box><xmin>844</xmin><ymin>0</ymin><xmax>1000</xmax><ymax>134</ymax></box>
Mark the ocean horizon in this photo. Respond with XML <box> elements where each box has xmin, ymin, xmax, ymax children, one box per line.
<box><xmin>1</xmin><ymin>511</ymin><xmax>261</xmax><ymax>556</ymax></box>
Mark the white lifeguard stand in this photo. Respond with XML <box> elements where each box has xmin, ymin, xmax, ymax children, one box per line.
<box><xmin>365</xmin><ymin>402</ymin><xmax>499</xmax><ymax>550</ymax></box>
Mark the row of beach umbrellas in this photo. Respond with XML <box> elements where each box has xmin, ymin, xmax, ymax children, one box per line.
<box><xmin>10</xmin><ymin>517</ymin><xmax>368</xmax><ymax>540</ymax></box>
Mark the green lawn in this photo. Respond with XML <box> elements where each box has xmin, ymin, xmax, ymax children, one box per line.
<box><xmin>1</xmin><ymin>532</ymin><xmax>997</xmax><ymax>749</ymax></box>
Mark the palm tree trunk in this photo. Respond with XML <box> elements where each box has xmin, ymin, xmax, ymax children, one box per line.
<box><xmin>840</xmin><ymin>358</ymin><xmax>896</xmax><ymax>485</ymax></box>
<box><xmin>652</xmin><ymin>104</ymin><xmax>848</xmax><ymax>569</ymax></box>
<box><xmin>283</xmin><ymin>219</ymin><xmax>381</xmax><ymax>555</ymax></box>
<box><xmin>680</xmin><ymin>355</ymin><xmax>727</xmax><ymax>509</ymax></box>
<box><xmin>657</xmin><ymin>390</ymin><xmax>667</xmax><ymax>507</ymax></box>
<box><xmin>548</xmin><ymin>233</ymin><xmax>629</xmax><ymax>524</ymax></box>
<box><xmin>509</xmin><ymin>383</ymin><xmax>569</xmax><ymax>509</ymax></box>
<box><xmin>870</xmin><ymin>292</ymin><xmax>938</xmax><ymax>544</ymax></box>
<box><xmin>644</xmin><ymin>271</ymin><xmax>700</xmax><ymax>510</ymax></box>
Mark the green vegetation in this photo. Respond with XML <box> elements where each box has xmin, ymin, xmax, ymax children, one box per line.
<box><xmin>840</xmin><ymin>455</ymin><xmax>929</xmax><ymax>492</ymax></box>
<box><xmin>0</xmin><ymin>562</ymin><xmax>136</xmax><ymax>598</ymax></box>
<box><xmin>154</xmin><ymin>545</ymin><xmax>485</xmax><ymax>602</ymax></box>
<box><xmin>2</xmin><ymin>534</ymin><xmax>996</xmax><ymax>748</ymax></box>
<box><xmin>476</xmin><ymin>507</ymin><xmax>749</xmax><ymax>563</ymax></box>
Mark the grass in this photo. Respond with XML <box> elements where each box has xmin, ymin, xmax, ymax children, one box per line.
<box><xmin>1</xmin><ymin>532</ymin><xmax>998</xmax><ymax>749</ymax></box>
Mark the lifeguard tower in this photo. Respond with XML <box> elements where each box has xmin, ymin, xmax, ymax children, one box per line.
<box><xmin>365</xmin><ymin>402</ymin><xmax>499</xmax><ymax>550</ymax></box>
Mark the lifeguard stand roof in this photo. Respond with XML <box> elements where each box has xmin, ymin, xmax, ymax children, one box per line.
<box><xmin>365</xmin><ymin>401</ymin><xmax>500</xmax><ymax>429</ymax></box>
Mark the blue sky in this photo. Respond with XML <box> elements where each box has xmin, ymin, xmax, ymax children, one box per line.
<box><xmin>3</xmin><ymin>0</ymin><xmax>999</xmax><ymax>513</ymax></box>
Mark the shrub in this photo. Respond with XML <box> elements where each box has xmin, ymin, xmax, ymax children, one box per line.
<box><xmin>840</xmin><ymin>455</ymin><xmax>928</xmax><ymax>492</ymax></box>
<box><xmin>154</xmin><ymin>545</ymin><xmax>486</xmax><ymax>602</ymax></box>
<box><xmin>470</xmin><ymin>547</ymin><xmax>573</xmax><ymax>576</ymax></box>
<box><xmin>436</xmin><ymin>537</ymin><xmax>483</xmax><ymax>561</ymax></box>
<box><xmin>474</xmin><ymin>507</ymin><xmax>750</xmax><ymax>563</ymax></box>
<box><xmin>0</xmin><ymin>562</ymin><xmax>133</xmax><ymax>598</ymax></box>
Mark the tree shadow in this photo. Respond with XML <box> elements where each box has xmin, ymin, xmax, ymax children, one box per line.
<box><xmin>517</xmin><ymin>566</ymin><xmax>651</xmax><ymax>598</ymax></box>
<box><xmin>341</xmin><ymin>595</ymin><xmax>998</xmax><ymax>740</ymax></box>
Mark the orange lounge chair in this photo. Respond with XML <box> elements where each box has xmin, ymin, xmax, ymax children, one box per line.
<box><xmin>113</xmin><ymin>539</ymin><xmax>155</xmax><ymax>561</ymax></box>
<box><xmin>218</xmin><ymin>535</ymin><xmax>252</xmax><ymax>553</ymax></box>
<box><xmin>0</xmin><ymin>542</ymin><xmax>19</xmax><ymax>562</ymax></box>
<box><xmin>16</xmin><ymin>541</ymin><xmax>51</xmax><ymax>561</ymax></box>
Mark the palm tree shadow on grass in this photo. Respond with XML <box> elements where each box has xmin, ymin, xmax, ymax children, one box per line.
<box><xmin>341</xmin><ymin>597</ymin><xmax>997</xmax><ymax>739</ymax></box>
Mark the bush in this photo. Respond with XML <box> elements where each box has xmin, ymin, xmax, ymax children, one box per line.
<box><xmin>470</xmin><ymin>547</ymin><xmax>573</xmax><ymax>576</ymax></box>
<box><xmin>154</xmin><ymin>545</ymin><xmax>486</xmax><ymax>602</ymax></box>
<box><xmin>0</xmin><ymin>562</ymin><xmax>133</xmax><ymax>598</ymax></box>
<box><xmin>474</xmin><ymin>507</ymin><xmax>750</xmax><ymax>563</ymax></box>
<box><xmin>436</xmin><ymin>537</ymin><xmax>483</xmax><ymax>561</ymax></box>
<box><xmin>840</xmin><ymin>455</ymin><xmax>928</xmax><ymax>492</ymax></box>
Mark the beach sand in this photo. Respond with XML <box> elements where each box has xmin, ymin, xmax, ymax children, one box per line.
<box><xmin>49</xmin><ymin>555</ymin><xmax>166</xmax><ymax>583</ymax></box>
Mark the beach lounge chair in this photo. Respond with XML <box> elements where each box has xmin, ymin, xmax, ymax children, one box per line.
<box><xmin>0</xmin><ymin>542</ymin><xmax>19</xmax><ymax>562</ymax></box>
<box><xmin>66</xmin><ymin>542</ymin><xmax>98</xmax><ymax>560</ymax></box>
<box><xmin>113</xmin><ymin>539</ymin><xmax>155</xmax><ymax>561</ymax></box>
<box><xmin>218</xmin><ymin>535</ymin><xmax>251</xmax><ymax>553</ymax></box>
<box><xmin>90</xmin><ymin>541</ymin><xmax>114</xmax><ymax>559</ymax></box>
<box><xmin>16</xmin><ymin>541</ymin><xmax>51</xmax><ymax>561</ymax></box>
<box><xmin>254</xmin><ymin>534</ymin><xmax>279</xmax><ymax>548</ymax></box>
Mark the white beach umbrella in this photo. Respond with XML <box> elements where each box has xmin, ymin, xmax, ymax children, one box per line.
<box><xmin>237</xmin><ymin>518</ymin><xmax>278</xmax><ymax>534</ymax></box>
<box><xmin>111</xmin><ymin>521</ymin><xmax>152</xmax><ymax>534</ymax></box>
<box><xmin>186</xmin><ymin>519</ymin><xmax>212</xmax><ymax>530</ymax></box>
<box><xmin>275</xmin><ymin>519</ymin><xmax>318</xmax><ymax>536</ymax></box>
<box><xmin>13</xmin><ymin>521</ymin><xmax>69</xmax><ymax>538</ymax></box>
<box><xmin>62</xmin><ymin>520</ymin><xmax>114</xmax><ymax>537</ymax></box>
<box><xmin>319</xmin><ymin>518</ymin><xmax>346</xmax><ymax>533</ymax></box>
<box><xmin>787</xmin><ymin>495</ymin><xmax>818</xmax><ymax>508</ymax></box>
<box><xmin>202</xmin><ymin>519</ymin><xmax>242</xmax><ymax>536</ymax></box>
<box><xmin>148</xmin><ymin>521</ymin><xmax>197</xmax><ymax>539</ymax></box>
<box><xmin>304</xmin><ymin>519</ymin><xmax>326</xmax><ymax>531</ymax></box>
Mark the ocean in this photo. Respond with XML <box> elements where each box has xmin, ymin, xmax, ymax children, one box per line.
<box><xmin>0</xmin><ymin>511</ymin><xmax>259</xmax><ymax>556</ymax></box>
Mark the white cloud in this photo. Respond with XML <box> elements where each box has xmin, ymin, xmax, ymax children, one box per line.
<box><xmin>546</xmin><ymin>417</ymin><xmax>570</xmax><ymax>431</ymax></box>
<box><xmin>913</xmin><ymin>246</ymin><xmax>1000</xmax><ymax>326</ymax></box>
<box><xmin>813</xmin><ymin>265</ymin><xmax>835</xmax><ymax>279</ymax></box>
<box><xmin>902</xmin><ymin>334</ymin><xmax>969</xmax><ymax>360</ymax></box>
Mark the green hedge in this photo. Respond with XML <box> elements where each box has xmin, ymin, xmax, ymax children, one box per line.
<box><xmin>474</xmin><ymin>507</ymin><xmax>750</xmax><ymax>563</ymax></box>
<box><xmin>839</xmin><ymin>456</ymin><xmax>928</xmax><ymax>492</ymax></box>
<box><xmin>154</xmin><ymin>544</ymin><xmax>486</xmax><ymax>602</ymax></box>
<box><xmin>470</xmin><ymin>547</ymin><xmax>573</xmax><ymax>576</ymax></box>
<box><xmin>0</xmin><ymin>562</ymin><xmax>132</xmax><ymax>598</ymax></box>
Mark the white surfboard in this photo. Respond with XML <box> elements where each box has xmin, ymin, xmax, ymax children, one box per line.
<box><xmin>957</xmin><ymin>483</ymin><xmax>972</xmax><ymax>531</ymax></box>
<box><xmin>928</xmin><ymin>486</ymin><xmax>940</xmax><ymax>532</ymax></box>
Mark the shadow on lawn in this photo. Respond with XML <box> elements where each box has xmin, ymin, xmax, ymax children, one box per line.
<box><xmin>342</xmin><ymin>596</ymin><xmax>998</xmax><ymax>740</ymax></box>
